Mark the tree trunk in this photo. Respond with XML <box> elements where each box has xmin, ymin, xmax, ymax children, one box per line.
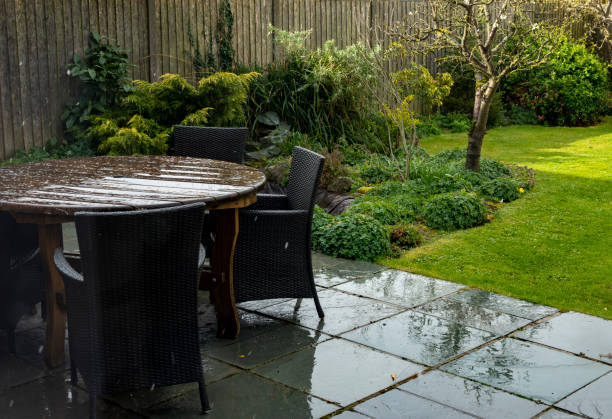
<box><xmin>466</xmin><ymin>76</ymin><xmax>498</xmax><ymax>172</ymax></box>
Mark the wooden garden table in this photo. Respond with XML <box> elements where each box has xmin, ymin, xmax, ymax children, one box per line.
<box><xmin>0</xmin><ymin>155</ymin><xmax>266</xmax><ymax>368</ymax></box>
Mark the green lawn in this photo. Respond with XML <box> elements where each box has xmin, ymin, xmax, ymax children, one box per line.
<box><xmin>383</xmin><ymin>117</ymin><xmax>612</xmax><ymax>320</ymax></box>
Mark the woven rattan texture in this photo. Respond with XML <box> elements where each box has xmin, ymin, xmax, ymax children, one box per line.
<box><xmin>55</xmin><ymin>203</ymin><xmax>209</xmax><ymax>417</ymax></box>
<box><xmin>174</xmin><ymin>126</ymin><xmax>247</xmax><ymax>164</ymax></box>
<box><xmin>0</xmin><ymin>211</ymin><xmax>44</xmax><ymax>353</ymax></box>
<box><xmin>233</xmin><ymin>147</ymin><xmax>325</xmax><ymax>317</ymax></box>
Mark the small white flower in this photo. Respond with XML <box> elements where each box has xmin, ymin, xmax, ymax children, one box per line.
<box><xmin>67</xmin><ymin>69</ymin><xmax>71</xmax><ymax>76</ymax></box>
<box><xmin>500</xmin><ymin>14</ymin><xmax>507</xmax><ymax>20</ymax></box>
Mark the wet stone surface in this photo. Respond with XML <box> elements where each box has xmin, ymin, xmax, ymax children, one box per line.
<box><xmin>449</xmin><ymin>289</ymin><xmax>558</xmax><ymax>320</ymax></box>
<box><xmin>416</xmin><ymin>298</ymin><xmax>533</xmax><ymax>336</ymax></box>
<box><xmin>537</xmin><ymin>408</ymin><xmax>591</xmax><ymax>418</ymax></box>
<box><xmin>256</xmin><ymin>289</ymin><xmax>405</xmax><ymax>335</ymax></box>
<box><xmin>334</xmin><ymin>270</ymin><xmax>466</xmax><ymax>308</ymax></box>
<box><xmin>144</xmin><ymin>372</ymin><xmax>338</xmax><ymax>419</ymax></box>
<box><xmin>0</xmin><ymin>372</ymin><xmax>138</xmax><ymax>419</ymax></box>
<box><xmin>341</xmin><ymin>310</ymin><xmax>495</xmax><ymax>366</ymax></box>
<box><xmin>353</xmin><ymin>389</ymin><xmax>475</xmax><ymax>419</ymax></box>
<box><xmin>206</xmin><ymin>324</ymin><xmax>329</xmax><ymax>369</ymax></box>
<box><xmin>515</xmin><ymin>311</ymin><xmax>612</xmax><ymax>364</ymax></box>
<box><xmin>442</xmin><ymin>338</ymin><xmax>612</xmax><ymax>404</ymax></box>
<box><xmin>254</xmin><ymin>338</ymin><xmax>424</xmax><ymax>406</ymax></box>
<box><xmin>399</xmin><ymin>370</ymin><xmax>546</xmax><ymax>418</ymax></box>
<box><xmin>555</xmin><ymin>371</ymin><xmax>612</xmax><ymax>418</ymax></box>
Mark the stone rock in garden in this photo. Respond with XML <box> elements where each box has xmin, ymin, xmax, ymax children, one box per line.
<box><xmin>327</xmin><ymin>195</ymin><xmax>354</xmax><ymax>216</ymax></box>
<box><xmin>264</xmin><ymin>161</ymin><xmax>290</xmax><ymax>185</ymax></box>
<box><xmin>327</xmin><ymin>176</ymin><xmax>352</xmax><ymax>193</ymax></box>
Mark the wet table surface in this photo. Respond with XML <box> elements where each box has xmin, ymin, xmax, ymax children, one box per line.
<box><xmin>0</xmin><ymin>156</ymin><xmax>266</xmax><ymax>368</ymax></box>
<box><xmin>0</xmin><ymin>155</ymin><xmax>266</xmax><ymax>216</ymax></box>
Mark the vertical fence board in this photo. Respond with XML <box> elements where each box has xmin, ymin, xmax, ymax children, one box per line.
<box><xmin>0</xmin><ymin>0</ymin><xmax>12</xmax><ymax>159</ymax></box>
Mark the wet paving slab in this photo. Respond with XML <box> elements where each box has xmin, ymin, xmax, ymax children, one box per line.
<box><xmin>313</xmin><ymin>260</ymin><xmax>388</xmax><ymax>288</ymax></box>
<box><xmin>144</xmin><ymin>372</ymin><xmax>338</xmax><ymax>419</ymax></box>
<box><xmin>448</xmin><ymin>289</ymin><xmax>558</xmax><ymax>320</ymax></box>
<box><xmin>442</xmin><ymin>338</ymin><xmax>612</xmax><ymax>405</ymax></box>
<box><xmin>399</xmin><ymin>370</ymin><xmax>547</xmax><ymax>418</ymax></box>
<box><xmin>416</xmin><ymin>298</ymin><xmax>533</xmax><ymax>336</ymax></box>
<box><xmin>333</xmin><ymin>270</ymin><xmax>466</xmax><ymax>308</ymax></box>
<box><xmin>340</xmin><ymin>310</ymin><xmax>496</xmax><ymax>366</ymax></box>
<box><xmin>0</xmin><ymin>371</ymin><xmax>139</xmax><ymax>419</ymax></box>
<box><xmin>205</xmin><ymin>324</ymin><xmax>330</xmax><ymax>369</ymax></box>
<box><xmin>554</xmin><ymin>371</ymin><xmax>612</xmax><ymax>418</ymax></box>
<box><xmin>536</xmin><ymin>408</ymin><xmax>586</xmax><ymax>418</ymax></box>
<box><xmin>515</xmin><ymin>311</ymin><xmax>612</xmax><ymax>364</ymax></box>
<box><xmin>353</xmin><ymin>389</ymin><xmax>476</xmax><ymax>418</ymax></box>
<box><xmin>254</xmin><ymin>338</ymin><xmax>424</xmax><ymax>406</ymax></box>
<box><xmin>256</xmin><ymin>289</ymin><xmax>405</xmax><ymax>336</ymax></box>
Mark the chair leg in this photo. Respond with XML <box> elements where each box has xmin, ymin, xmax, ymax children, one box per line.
<box><xmin>7</xmin><ymin>329</ymin><xmax>16</xmax><ymax>353</ymax></box>
<box><xmin>313</xmin><ymin>292</ymin><xmax>325</xmax><ymax>319</ymax></box>
<box><xmin>89</xmin><ymin>393</ymin><xmax>97</xmax><ymax>419</ymax></box>
<box><xmin>70</xmin><ymin>363</ymin><xmax>78</xmax><ymax>385</ymax></box>
<box><xmin>198</xmin><ymin>379</ymin><xmax>210</xmax><ymax>412</ymax></box>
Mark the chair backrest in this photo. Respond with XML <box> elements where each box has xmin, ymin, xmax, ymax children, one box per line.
<box><xmin>72</xmin><ymin>203</ymin><xmax>205</xmax><ymax>389</ymax></box>
<box><xmin>285</xmin><ymin>147</ymin><xmax>325</xmax><ymax>212</ymax></box>
<box><xmin>174</xmin><ymin>125</ymin><xmax>247</xmax><ymax>164</ymax></box>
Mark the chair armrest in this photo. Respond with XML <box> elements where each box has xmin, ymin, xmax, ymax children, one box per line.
<box><xmin>198</xmin><ymin>244</ymin><xmax>206</xmax><ymax>270</ymax></box>
<box><xmin>241</xmin><ymin>209</ymin><xmax>308</xmax><ymax>219</ymax></box>
<box><xmin>53</xmin><ymin>248</ymin><xmax>84</xmax><ymax>284</ymax></box>
<box><xmin>248</xmin><ymin>194</ymin><xmax>290</xmax><ymax>210</ymax></box>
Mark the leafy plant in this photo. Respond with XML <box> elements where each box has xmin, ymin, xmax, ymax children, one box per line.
<box><xmin>217</xmin><ymin>0</ymin><xmax>235</xmax><ymax>71</ymax></box>
<box><xmin>423</xmin><ymin>191</ymin><xmax>487</xmax><ymax>231</ymax></box>
<box><xmin>390</xmin><ymin>223</ymin><xmax>423</xmax><ymax>249</ymax></box>
<box><xmin>199</xmin><ymin>72</ymin><xmax>260</xmax><ymax>126</ymax></box>
<box><xmin>62</xmin><ymin>32</ymin><xmax>134</xmax><ymax>132</ymax></box>
<box><xmin>438</xmin><ymin>112</ymin><xmax>471</xmax><ymax>133</ymax></box>
<box><xmin>249</xmin><ymin>27</ymin><xmax>380</xmax><ymax>147</ymax></box>
<box><xmin>343</xmin><ymin>199</ymin><xmax>412</xmax><ymax>226</ymax></box>
<box><xmin>312</xmin><ymin>212</ymin><xmax>391</xmax><ymax>262</ymax></box>
<box><xmin>503</xmin><ymin>36</ymin><xmax>610</xmax><ymax>126</ymax></box>
<box><xmin>479</xmin><ymin>178</ymin><xmax>521</xmax><ymax>202</ymax></box>
<box><xmin>319</xmin><ymin>148</ymin><xmax>348</xmax><ymax>189</ymax></box>
<box><xmin>180</xmin><ymin>108</ymin><xmax>212</xmax><ymax>126</ymax></box>
<box><xmin>98</xmin><ymin>127</ymin><xmax>169</xmax><ymax>156</ymax></box>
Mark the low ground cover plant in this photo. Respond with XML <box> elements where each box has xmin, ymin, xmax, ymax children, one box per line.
<box><xmin>312</xmin><ymin>147</ymin><xmax>533</xmax><ymax>261</ymax></box>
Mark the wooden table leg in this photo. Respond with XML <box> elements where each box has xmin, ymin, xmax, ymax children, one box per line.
<box><xmin>38</xmin><ymin>224</ymin><xmax>66</xmax><ymax>368</ymax></box>
<box><xmin>208</xmin><ymin>208</ymin><xmax>240</xmax><ymax>339</ymax></box>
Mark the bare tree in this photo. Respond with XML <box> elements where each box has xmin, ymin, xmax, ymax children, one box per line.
<box><xmin>389</xmin><ymin>0</ymin><xmax>567</xmax><ymax>171</ymax></box>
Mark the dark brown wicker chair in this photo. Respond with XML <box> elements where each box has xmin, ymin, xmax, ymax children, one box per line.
<box><xmin>173</xmin><ymin>125</ymin><xmax>248</xmax><ymax>164</ymax></box>
<box><xmin>53</xmin><ymin>203</ymin><xmax>209</xmax><ymax>419</ymax></box>
<box><xmin>233</xmin><ymin>146</ymin><xmax>326</xmax><ymax>318</ymax></box>
<box><xmin>0</xmin><ymin>211</ymin><xmax>44</xmax><ymax>353</ymax></box>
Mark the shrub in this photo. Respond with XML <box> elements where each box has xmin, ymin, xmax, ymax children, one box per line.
<box><xmin>368</xmin><ymin>181</ymin><xmax>417</xmax><ymax>198</ymax></box>
<box><xmin>249</xmin><ymin>28</ymin><xmax>379</xmax><ymax>146</ymax></box>
<box><xmin>505</xmin><ymin>104</ymin><xmax>539</xmax><ymax>125</ymax></box>
<box><xmin>438</xmin><ymin>113</ymin><xmax>471</xmax><ymax>133</ymax></box>
<box><xmin>359</xmin><ymin>160</ymin><xmax>398</xmax><ymax>184</ymax></box>
<box><xmin>390</xmin><ymin>223</ymin><xmax>423</xmax><ymax>249</ymax></box>
<box><xmin>312</xmin><ymin>205</ymin><xmax>334</xmax><ymax>245</ymax></box>
<box><xmin>313</xmin><ymin>212</ymin><xmax>391</xmax><ymax>262</ymax></box>
<box><xmin>98</xmin><ymin>127</ymin><xmax>169</xmax><ymax>156</ymax></box>
<box><xmin>479</xmin><ymin>178</ymin><xmax>521</xmax><ymax>202</ymax></box>
<box><xmin>479</xmin><ymin>158</ymin><xmax>511</xmax><ymax>181</ymax></box>
<box><xmin>503</xmin><ymin>36</ymin><xmax>610</xmax><ymax>126</ymax></box>
<box><xmin>180</xmin><ymin>108</ymin><xmax>212</xmax><ymax>126</ymax></box>
<box><xmin>62</xmin><ymin>32</ymin><xmax>134</xmax><ymax>132</ymax></box>
<box><xmin>431</xmin><ymin>148</ymin><xmax>466</xmax><ymax>163</ymax></box>
<box><xmin>343</xmin><ymin>200</ymin><xmax>411</xmax><ymax>226</ymax></box>
<box><xmin>507</xmin><ymin>164</ymin><xmax>536</xmax><ymax>190</ymax></box>
<box><xmin>198</xmin><ymin>72</ymin><xmax>259</xmax><ymax>126</ymax></box>
<box><xmin>319</xmin><ymin>148</ymin><xmax>348</xmax><ymax>189</ymax></box>
<box><xmin>423</xmin><ymin>192</ymin><xmax>487</xmax><ymax>231</ymax></box>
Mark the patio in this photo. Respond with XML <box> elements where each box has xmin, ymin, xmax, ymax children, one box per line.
<box><xmin>1</xmin><ymin>225</ymin><xmax>611</xmax><ymax>418</ymax></box>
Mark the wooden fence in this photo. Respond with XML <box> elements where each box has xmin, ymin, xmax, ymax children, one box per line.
<box><xmin>0</xmin><ymin>0</ymin><xmax>582</xmax><ymax>160</ymax></box>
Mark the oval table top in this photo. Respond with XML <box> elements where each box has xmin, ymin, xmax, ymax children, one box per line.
<box><xmin>0</xmin><ymin>155</ymin><xmax>266</xmax><ymax>217</ymax></box>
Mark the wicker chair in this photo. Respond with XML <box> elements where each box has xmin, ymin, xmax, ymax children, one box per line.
<box><xmin>233</xmin><ymin>146</ymin><xmax>326</xmax><ymax>318</ymax></box>
<box><xmin>174</xmin><ymin>125</ymin><xmax>248</xmax><ymax>164</ymax></box>
<box><xmin>53</xmin><ymin>203</ymin><xmax>209</xmax><ymax>419</ymax></box>
<box><xmin>0</xmin><ymin>211</ymin><xmax>44</xmax><ymax>353</ymax></box>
